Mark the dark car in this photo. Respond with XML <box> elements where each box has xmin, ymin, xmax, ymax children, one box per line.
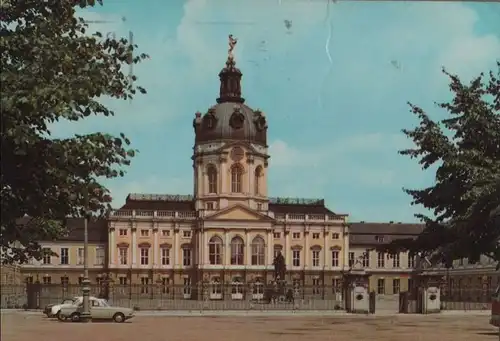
<box><xmin>44</xmin><ymin>298</ymin><xmax>75</xmax><ymax>317</ymax></box>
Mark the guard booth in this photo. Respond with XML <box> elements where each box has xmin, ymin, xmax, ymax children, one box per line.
<box><xmin>343</xmin><ymin>270</ymin><xmax>371</xmax><ymax>314</ymax></box>
<box><xmin>415</xmin><ymin>273</ymin><xmax>443</xmax><ymax>314</ymax></box>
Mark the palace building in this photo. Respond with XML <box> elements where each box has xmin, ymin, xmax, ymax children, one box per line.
<box><xmin>18</xmin><ymin>39</ymin><xmax>499</xmax><ymax>302</ymax></box>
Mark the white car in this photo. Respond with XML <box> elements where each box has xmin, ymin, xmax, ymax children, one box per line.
<box><xmin>50</xmin><ymin>296</ymin><xmax>99</xmax><ymax>318</ymax></box>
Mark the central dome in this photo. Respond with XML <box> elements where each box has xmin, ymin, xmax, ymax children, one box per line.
<box><xmin>193</xmin><ymin>50</ymin><xmax>268</xmax><ymax>146</ymax></box>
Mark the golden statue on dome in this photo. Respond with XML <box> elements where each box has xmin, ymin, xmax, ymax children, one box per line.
<box><xmin>228</xmin><ymin>34</ymin><xmax>238</xmax><ymax>60</ymax></box>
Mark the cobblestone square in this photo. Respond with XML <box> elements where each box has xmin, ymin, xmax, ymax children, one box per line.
<box><xmin>1</xmin><ymin>312</ymin><xmax>498</xmax><ymax>341</ymax></box>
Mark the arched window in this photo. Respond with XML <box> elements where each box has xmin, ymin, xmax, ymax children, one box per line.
<box><xmin>209</xmin><ymin>236</ymin><xmax>223</xmax><ymax>265</ymax></box>
<box><xmin>230</xmin><ymin>236</ymin><xmax>244</xmax><ymax>265</ymax></box>
<box><xmin>254</xmin><ymin>166</ymin><xmax>262</xmax><ymax>195</ymax></box>
<box><xmin>251</xmin><ymin>236</ymin><xmax>265</xmax><ymax>266</ymax></box>
<box><xmin>231</xmin><ymin>164</ymin><xmax>243</xmax><ymax>193</ymax></box>
<box><xmin>207</xmin><ymin>165</ymin><xmax>218</xmax><ymax>194</ymax></box>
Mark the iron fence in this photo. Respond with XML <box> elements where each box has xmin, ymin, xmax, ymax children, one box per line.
<box><xmin>15</xmin><ymin>283</ymin><xmax>346</xmax><ymax>311</ymax></box>
<box><xmin>440</xmin><ymin>287</ymin><xmax>496</xmax><ymax>311</ymax></box>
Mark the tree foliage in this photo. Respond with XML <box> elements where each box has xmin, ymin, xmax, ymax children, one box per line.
<box><xmin>0</xmin><ymin>0</ymin><xmax>148</xmax><ymax>264</ymax></box>
<box><xmin>382</xmin><ymin>63</ymin><xmax>500</xmax><ymax>268</ymax></box>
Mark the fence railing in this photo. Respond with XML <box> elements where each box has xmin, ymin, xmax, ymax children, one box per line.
<box><xmin>17</xmin><ymin>284</ymin><xmax>345</xmax><ymax>311</ymax></box>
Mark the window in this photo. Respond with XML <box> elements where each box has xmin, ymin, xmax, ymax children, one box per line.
<box><xmin>162</xmin><ymin>230</ymin><xmax>170</xmax><ymax>237</ymax></box>
<box><xmin>119</xmin><ymin>229</ymin><xmax>127</xmax><ymax>236</ymax></box>
<box><xmin>273</xmin><ymin>232</ymin><xmax>280</xmax><ymax>239</ymax></box>
<box><xmin>140</xmin><ymin>229</ymin><xmax>149</xmax><ymax>237</ymax></box>
<box><xmin>161</xmin><ymin>277</ymin><xmax>170</xmax><ymax>294</ymax></box>
<box><xmin>362</xmin><ymin>251</ymin><xmax>370</xmax><ymax>268</ymax></box>
<box><xmin>312</xmin><ymin>278</ymin><xmax>321</xmax><ymax>295</ymax></box>
<box><xmin>377</xmin><ymin>278</ymin><xmax>385</xmax><ymax>294</ymax></box>
<box><xmin>230</xmin><ymin>237</ymin><xmax>244</xmax><ymax>265</ymax></box>
<box><xmin>251</xmin><ymin>236</ymin><xmax>265</xmax><ymax>265</ymax></box>
<box><xmin>43</xmin><ymin>276</ymin><xmax>51</xmax><ymax>284</ymax></box>
<box><xmin>42</xmin><ymin>248</ymin><xmax>51</xmax><ymax>264</ymax></box>
<box><xmin>140</xmin><ymin>247</ymin><xmax>149</xmax><ymax>265</ymax></box>
<box><xmin>60</xmin><ymin>248</ymin><xmax>69</xmax><ymax>265</ymax></box>
<box><xmin>375</xmin><ymin>235</ymin><xmax>385</xmax><ymax>242</ymax></box>
<box><xmin>348</xmin><ymin>252</ymin><xmax>355</xmax><ymax>267</ymax></box>
<box><xmin>209</xmin><ymin>236</ymin><xmax>223</xmax><ymax>265</ymax></box>
<box><xmin>207</xmin><ymin>164</ymin><xmax>218</xmax><ymax>194</ymax></box>
<box><xmin>78</xmin><ymin>277</ymin><xmax>83</xmax><ymax>285</ymax></box>
<box><xmin>140</xmin><ymin>277</ymin><xmax>149</xmax><ymax>294</ymax></box>
<box><xmin>292</xmin><ymin>250</ymin><xmax>300</xmax><ymax>267</ymax></box>
<box><xmin>119</xmin><ymin>277</ymin><xmax>127</xmax><ymax>285</ymax></box>
<box><xmin>292</xmin><ymin>232</ymin><xmax>300</xmax><ymax>239</ymax></box>
<box><xmin>331</xmin><ymin>250</ymin><xmax>339</xmax><ymax>267</ymax></box>
<box><xmin>206</xmin><ymin>202</ymin><xmax>214</xmax><ymax>210</ymax></box>
<box><xmin>312</xmin><ymin>233</ymin><xmax>320</xmax><ymax>239</ymax></box>
<box><xmin>183</xmin><ymin>277</ymin><xmax>191</xmax><ymax>296</ymax></box>
<box><xmin>408</xmin><ymin>255</ymin><xmax>415</xmax><ymax>268</ymax></box>
<box><xmin>231</xmin><ymin>164</ymin><xmax>243</xmax><ymax>193</ymax></box>
<box><xmin>332</xmin><ymin>233</ymin><xmax>340</xmax><ymax>240</ymax></box>
<box><xmin>77</xmin><ymin>248</ymin><xmax>84</xmax><ymax>265</ymax></box>
<box><xmin>393</xmin><ymin>279</ymin><xmax>400</xmax><ymax>294</ymax></box>
<box><xmin>332</xmin><ymin>278</ymin><xmax>341</xmax><ymax>293</ymax></box>
<box><xmin>95</xmin><ymin>247</ymin><xmax>105</xmax><ymax>265</ymax></box>
<box><xmin>119</xmin><ymin>247</ymin><xmax>128</xmax><ymax>265</ymax></box>
<box><xmin>257</xmin><ymin>203</ymin><xmax>262</xmax><ymax>211</ymax></box>
<box><xmin>254</xmin><ymin>166</ymin><xmax>262</xmax><ymax>195</ymax></box>
<box><xmin>60</xmin><ymin>276</ymin><xmax>69</xmax><ymax>286</ymax></box>
<box><xmin>232</xmin><ymin>277</ymin><xmax>243</xmax><ymax>295</ymax></box>
<box><xmin>183</xmin><ymin>231</ymin><xmax>191</xmax><ymax>238</ymax></box>
<box><xmin>183</xmin><ymin>248</ymin><xmax>192</xmax><ymax>266</ymax></box>
<box><xmin>377</xmin><ymin>252</ymin><xmax>385</xmax><ymax>268</ymax></box>
<box><xmin>312</xmin><ymin>250</ymin><xmax>320</xmax><ymax>267</ymax></box>
<box><xmin>161</xmin><ymin>247</ymin><xmax>170</xmax><ymax>265</ymax></box>
<box><xmin>25</xmin><ymin>276</ymin><xmax>34</xmax><ymax>284</ymax></box>
<box><xmin>392</xmin><ymin>253</ymin><xmax>400</xmax><ymax>268</ymax></box>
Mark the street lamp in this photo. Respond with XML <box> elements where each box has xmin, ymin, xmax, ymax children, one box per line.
<box><xmin>80</xmin><ymin>187</ymin><xmax>91</xmax><ymax>323</ymax></box>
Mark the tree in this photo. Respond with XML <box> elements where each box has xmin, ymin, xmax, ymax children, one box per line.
<box><xmin>0</xmin><ymin>0</ymin><xmax>148</xmax><ymax>264</ymax></box>
<box><xmin>382</xmin><ymin>63</ymin><xmax>500</xmax><ymax>269</ymax></box>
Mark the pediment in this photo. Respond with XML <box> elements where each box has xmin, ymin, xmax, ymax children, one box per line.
<box><xmin>205</xmin><ymin>204</ymin><xmax>274</xmax><ymax>222</ymax></box>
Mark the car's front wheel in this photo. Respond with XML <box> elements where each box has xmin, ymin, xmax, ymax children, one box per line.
<box><xmin>56</xmin><ymin>311</ymin><xmax>67</xmax><ymax>322</ymax></box>
<box><xmin>113</xmin><ymin>313</ymin><xmax>125</xmax><ymax>323</ymax></box>
<box><xmin>70</xmin><ymin>313</ymin><xmax>81</xmax><ymax>322</ymax></box>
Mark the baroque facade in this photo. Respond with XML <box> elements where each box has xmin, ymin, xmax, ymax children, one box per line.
<box><xmin>18</xmin><ymin>40</ymin><xmax>499</xmax><ymax>300</ymax></box>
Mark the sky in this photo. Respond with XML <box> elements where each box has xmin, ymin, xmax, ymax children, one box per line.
<box><xmin>52</xmin><ymin>0</ymin><xmax>500</xmax><ymax>223</ymax></box>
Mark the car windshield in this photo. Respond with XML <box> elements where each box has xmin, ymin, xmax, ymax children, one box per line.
<box><xmin>99</xmin><ymin>300</ymin><xmax>110</xmax><ymax>307</ymax></box>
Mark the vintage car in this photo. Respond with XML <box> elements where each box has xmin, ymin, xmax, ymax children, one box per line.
<box><xmin>490</xmin><ymin>285</ymin><xmax>500</xmax><ymax>328</ymax></box>
<box><xmin>44</xmin><ymin>298</ymin><xmax>75</xmax><ymax>317</ymax></box>
<box><xmin>59</xmin><ymin>298</ymin><xmax>134</xmax><ymax>323</ymax></box>
<box><xmin>50</xmin><ymin>296</ymin><xmax>98</xmax><ymax>318</ymax></box>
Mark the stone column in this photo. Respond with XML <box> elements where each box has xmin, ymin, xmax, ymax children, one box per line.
<box><xmin>266</xmin><ymin>231</ymin><xmax>273</xmax><ymax>266</ymax></box>
<box><xmin>109</xmin><ymin>227</ymin><xmax>115</xmax><ymax>265</ymax></box>
<box><xmin>245</xmin><ymin>231</ymin><xmax>251</xmax><ymax>265</ymax></box>
<box><xmin>173</xmin><ymin>225</ymin><xmax>178</xmax><ymax>268</ymax></box>
<box><xmin>224</xmin><ymin>231</ymin><xmax>230</xmax><ymax>265</ymax></box>
<box><xmin>323</xmin><ymin>227</ymin><xmax>328</xmax><ymax>269</ymax></box>
<box><xmin>203</xmin><ymin>231</ymin><xmax>209</xmax><ymax>266</ymax></box>
<box><xmin>304</xmin><ymin>228</ymin><xmax>310</xmax><ymax>269</ymax></box>
<box><xmin>219</xmin><ymin>156</ymin><xmax>227</xmax><ymax>194</ymax></box>
<box><xmin>284</xmin><ymin>230</ymin><xmax>290</xmax><ymax>267</ymax></box>
<box><xmin>131</xmin><ymin>224</ymin><xmax>137</xmax><ymax>266</ymax></box>
<box><xmin>153</xmin><ymin>227</ymin><xmax>159</xmax><ymax>266</ymax></box>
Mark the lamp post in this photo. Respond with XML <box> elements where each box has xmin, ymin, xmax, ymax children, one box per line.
<box><xmin>80</xmin><ymin>188</ymin><xmax>91</xmax><ymax>323</ymax></box>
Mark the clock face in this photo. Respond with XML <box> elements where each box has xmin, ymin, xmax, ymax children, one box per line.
<box><xmin>231</xmin><ymin>147</ymin><xmax>244</xmax><ymax>161</ymax></box>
